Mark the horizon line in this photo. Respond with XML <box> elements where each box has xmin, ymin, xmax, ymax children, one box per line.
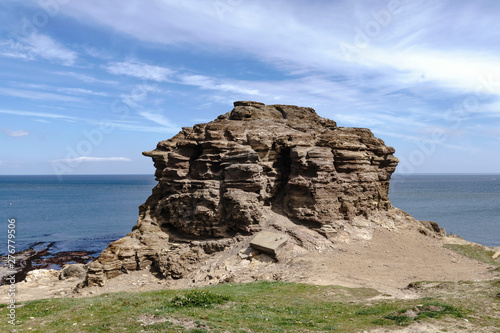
<box><xmin>0</xmin><ymin>173</ymin><xmax>499</xmax><ymax>176</ymax></box>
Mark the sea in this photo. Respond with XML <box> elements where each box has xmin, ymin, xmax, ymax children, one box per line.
<box><xmin>389</xmin><ymin>174</ymin><xmax>499</xmax><ymax>247</ymax></box>
<box><xmin>0</xmin><ymin>174</ymin><xmax>499</xmax><ymax>257</ymax></box>
<box><xmin>0</xmin><ymin>175</ymin><xmax>156</xmax><ymax>256</ymax></box>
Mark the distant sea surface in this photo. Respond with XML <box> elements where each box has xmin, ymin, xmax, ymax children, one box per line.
<box><xmin>0</xmin><ymin>175</ymin><xmax>156</xmax><ymax>256</ymax></box>
<box><xmin>389</xmin><ymin>174</ymin><xmax>499</xmax><ymax>247</ymax></box>
<box><xmin>1</xmin><ymin>174</ymin><xmax>499</xmax><ymax>256</ymax></box>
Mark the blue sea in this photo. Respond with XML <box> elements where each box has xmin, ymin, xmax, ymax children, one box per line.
<box><xmin>389</xmin><ymin>174</ymin><xmax>499</xmax><ymax>247</ymax></box>
<box><xmin>0</xmin><ymin>174</ymin><xmax>498</xmax><ymax>257</ymax></box>
<box><xmin>0</xmin><ymin>175</ymin><xmax>156</xmax><ymax>256</ymax></box>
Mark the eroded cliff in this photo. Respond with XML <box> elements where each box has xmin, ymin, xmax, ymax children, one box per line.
<box><xmin>86</xmin><ymin>101</ymin><xmax>411</xmax><ymax>286</ymax></box>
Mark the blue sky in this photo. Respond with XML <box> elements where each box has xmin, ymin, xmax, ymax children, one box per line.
<box><xmin>1</xmin><ymin>0</ymin><xmax>499</xmax><ymax>175</ymax></box>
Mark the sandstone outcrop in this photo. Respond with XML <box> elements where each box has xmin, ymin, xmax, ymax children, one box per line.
<box><xmin>86</xmin><ymin>101</ymin><xmax>411</xmax><ymax>286</ymax></box>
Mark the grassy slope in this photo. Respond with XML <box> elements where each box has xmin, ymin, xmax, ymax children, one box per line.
<box><xmin>0</xmin><ymin>279</ymin><xmax>499</xmax><ymax>332</ymax></box>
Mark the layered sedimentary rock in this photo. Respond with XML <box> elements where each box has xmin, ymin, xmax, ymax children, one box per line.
<box><xmin>86</xmin><ymin>101</ymin><xmax>401</xmax><ymax>286</ymax></box>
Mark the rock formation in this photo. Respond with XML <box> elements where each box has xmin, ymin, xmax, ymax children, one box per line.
<box><xmin>86</xmin><ymin>101</ymin><xmax>416</xmax><ymax>286</ymax></box>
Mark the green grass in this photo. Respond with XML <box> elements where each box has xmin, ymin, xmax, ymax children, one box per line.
<box><xmin>169</xmin><ymin>290</ymin><xmax>231</xmax><ymax>307</ymax></box>
<box><xmin>0</xmin><ymin>280</ymin><xmax>497</xmax><ymax>332</ymax></box>
<box><xmin>444</xmin><ymin>244</ymin><xmax>500</xmax><ymax>266</ymax></box>
<box><xmin>382</xmin><ymin>301</ymin><xmax>464</xmax><ymax>326</ymax></box>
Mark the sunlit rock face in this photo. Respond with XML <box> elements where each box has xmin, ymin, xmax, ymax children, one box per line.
<box><xmin>143</xmin><ymin>101</ymin><xmax>398</xmax><ymax>235</ymax></box>
<box><xmin>86</xmin><ymin>101</ymin><xmax>399</xmax><ymax>286</ymax></box>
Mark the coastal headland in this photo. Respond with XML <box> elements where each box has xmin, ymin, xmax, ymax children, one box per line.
<box><xmin>1</xmin><ymin>102</ymin><xmax>498</xmax><ymax>331</ymax></box>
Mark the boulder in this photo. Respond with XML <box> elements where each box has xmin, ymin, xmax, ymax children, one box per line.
<box><xmin>59</xmin><ymin>264</ymin><xmax>87</xmax><ymax>280</ymax></box>
<box><xmin>419</xmin><ymin>220</ymin><xmax>446</xmax><ymax>237</ymax></box>
<box><xmin>250</xmin><ymin>231</ymin><xmax>288</xmax><ymax>256</ymax></box>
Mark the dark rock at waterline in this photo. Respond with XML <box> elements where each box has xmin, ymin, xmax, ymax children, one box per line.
<box><xmin>0</xmin><ymin>243</ymin><xmax>95</xmax><ymax>285</ymax></box>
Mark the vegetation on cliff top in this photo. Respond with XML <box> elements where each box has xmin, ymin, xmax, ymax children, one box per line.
<box><xmin>1</xmin><ymin>279</ymin><xmax>499</xmax><ymax>332</ymax></box>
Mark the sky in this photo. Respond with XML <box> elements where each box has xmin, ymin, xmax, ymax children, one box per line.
<box><xmin>1</xmin><ymin>0</ymin><xmax>499</xmax><ymax>175</ymax></box>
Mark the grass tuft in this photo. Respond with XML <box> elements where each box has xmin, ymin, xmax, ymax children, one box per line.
<box><xmin>384</xmin><ymin>313</ymin><xmax>414</xmax><ymax>326</ymax></box>
<box><xmin>384</xmin><ymin>301</ymin><xmax>465</xmax><ymax>326</ymax></box>
<box><xmin>169</xmin><ymin>289</ymin><xmax>230</xmax><ymax>307</ymax></box>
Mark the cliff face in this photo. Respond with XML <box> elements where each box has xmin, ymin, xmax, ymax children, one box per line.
<box><xmin>142</xmin><ymin>100</ymin><xmax>397</xmax><ymax>234</ymax></box>
<box><xmin>86</xmin><ymin>101</ymin><xmax>401</xmax><ymax>286</ymax></box>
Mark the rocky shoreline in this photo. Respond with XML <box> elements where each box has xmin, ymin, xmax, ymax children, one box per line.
<box><xmin>0</xmin><ymin>243</ymin><xmax>95</xmax><ymax>285</ymax></box>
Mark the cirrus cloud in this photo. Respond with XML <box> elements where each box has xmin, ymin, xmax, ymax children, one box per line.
<box><xmin>5</xmin><ymin>129</ymin><xmax>29</xmax><ymax>137</ymax></box>
<box><xmin>51</xmin><ymin>156</ymin><xmax>132</xmax><ymax>163</ymax></box>
<box><xmin>1</xmin><ymin>34</ymin><xmax>77</xmax><ymax>66</ymax></box>
<box><xmin>104</xmin><ymin>60</ymin><xmax>174</xmax><ymax>82</ymax></box>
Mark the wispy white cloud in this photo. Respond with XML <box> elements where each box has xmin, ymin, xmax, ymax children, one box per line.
<box><xmin>4</xmin><ymin>129</ymin><xmax>29</xmax><ymax>137</ymax></box>
<box><xmin>7</xmin><ymin>81</ymin><xmax>108</xmax><ymax>97</ymax></box>
<box><xmin>54</xmin><ymin>71</ymin><xmax>117</xmax><ymax>84</ymax></box>
<box><xmin>178</xmin><ymin>74</ymin><xmax>260</xmax><ymax>95</ymax></box>
<box><xmin>51</xmin><ymin>157</ymin><xmax>132</xmax><ymax>163</ymax></box>
<box><xmin>138</xmin><ymin>111</ymin><xmax>178</xmax><ymax>128</ymax></box>
<box><xmin>8</xmin><ymin>82</ymin><xmax>46</xmax><ymax>90</ymax></box>
<box><xmin>373</xmin><ymin>130</ymin><xmax>471</xmax><ymax>152</ymax></box>
<box><xmin>0</xmin><ymin>0</ymin><xmax>496</xmax><ymax>174</ymax></box>
<box><xmin>118</xmin><ymin>84</ymin><xmax>163</xmax><ymax>109</ymax></box>
<box><xmin>104</xmin><ymin>60</ymin><xmax>174</xmax><ymax>82</ymax></box>
<box><xmin>83</xmin><ymin>46</ymin><xmax>113</xmax><ymax>60</ymax></box>
<box><xmin>0</xmin><ymin>40</ymin><xmax>31</xmax><ymax>60</ymax></box>
<box><xmin>363</xmin><ymin>48</ymin><xmax>500</xmax><ymax>96</ymax></box>
<box><xmin>335</xmin><ymin>114</ymin><xmax>384</xmax><ymax>128</ymax></box>
<box><xmin>0</xmin><ymin>109</ymin><xmax>179</xmax><ymax>134</ymax></box>
<box><xmin>0</xmin><ymin>87</ymin><xmax>83</xmax><ymax>102</ymax></box>
<box><xmin>1</xmin><ymin>34</ymin><xmax>77</xmax><ymax>66</ymax></box>
<box><xmin>58</xmin><ymin>87</ymin><xmax>108</xmax><ymax>97</ymax></box>
<box><xmin>476</xmin><ymin>100</ymin><xmax>500</xmax><ymax>117</ymax></box>
<box><xmin>99</xmin><ymin>120</ymin><xmax>180</xmax><ymax>134</ymax></box>
<box><xmin>60</xmin><ymin>0</ymin><xmax>500</xmax><ymax>101</ymax></box>
<box><xmin>26</xmin><ymin>34</ymin><xmax>77</xmax><ymax>66</ymax></box>
<box><xmin>0</xmin><ymin>109</ymin><xmax>84</xmax><ymax>124</ymax></box>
